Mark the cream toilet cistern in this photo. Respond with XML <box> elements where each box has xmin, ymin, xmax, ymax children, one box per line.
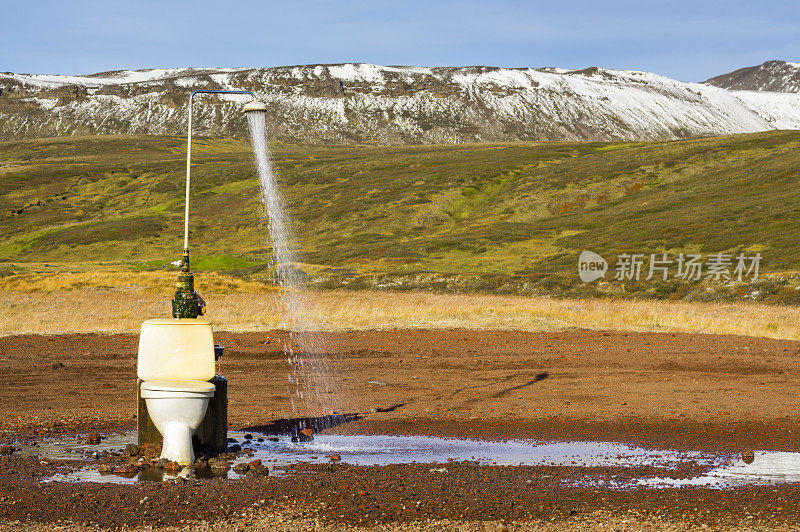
<box><xmin>137</xmin><ymin>91</ymin><xmax>267</xmax><ymax>465</ymax></box>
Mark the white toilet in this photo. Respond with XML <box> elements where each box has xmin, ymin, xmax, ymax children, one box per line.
<box><xmin>137</xmin><ymin>318</ymin><xmax>217</xmax><ymax>465</ymax></box>
<box><xmin>141</xmin><ymin>379</ymin><xmax>215</xmax><ymax>465</ymax></box>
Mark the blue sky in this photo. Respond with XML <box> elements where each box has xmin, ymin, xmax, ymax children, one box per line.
<box><xmin>1</xmin><ymin>0</ymin><xmax>798</xmax><ymax>81</ymax></box>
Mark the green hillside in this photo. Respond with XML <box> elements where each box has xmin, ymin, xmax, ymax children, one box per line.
<box><xmin>1</xmin><ymin>131</ymin><xmax>799</xmax><ymax>300</ymax></box>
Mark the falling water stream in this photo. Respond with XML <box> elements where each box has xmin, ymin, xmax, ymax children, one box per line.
<box><xmin>246</xmin><ymin>110</ymin><xmax>343</xmax><ymax>426</ymax></box>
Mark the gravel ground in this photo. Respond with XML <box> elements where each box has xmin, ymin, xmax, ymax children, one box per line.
<box><xmin>1</xmin><ymin>329</ymin><xmax>799</xmax><ymax>530</ymax></box>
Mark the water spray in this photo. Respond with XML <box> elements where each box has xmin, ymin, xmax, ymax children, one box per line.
<box><xmin>173</xmin><ymin>89</ymin><xmax>266</xmax><ymax>319</ymax></box>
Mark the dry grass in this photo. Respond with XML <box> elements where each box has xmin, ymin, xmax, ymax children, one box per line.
<box><xmin>1</xmin><ymin>285</ymin><xmax>799</xmax><ymax>340</ymax></box>
<box><xmin>0</xmin><ymin>271</ymin><xmax>268</xmax><ymax>294</ymax></box>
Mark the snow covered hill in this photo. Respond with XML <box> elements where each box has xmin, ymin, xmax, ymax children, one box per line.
<box><xmin>705</xmin><ymin>60</ymin><xmax>800</xmax><ymax>93</ymax></box>
<box><xmin>1</xmin><ymin>63</ymin><xmax>799</xmax><ymax>143</ymax></box>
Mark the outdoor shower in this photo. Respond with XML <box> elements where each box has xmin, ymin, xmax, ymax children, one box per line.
<box><xmin>137</xmin><ymin>90</ymin><xmax>267</xmax><ymax>463</ymax></box>
<box><xmin>174</xmin><ymin>89</ymin><xmax>267</xmax><ymax>319</ymax></box>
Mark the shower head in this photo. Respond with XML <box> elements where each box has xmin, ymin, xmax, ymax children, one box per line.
<box><xmin>244</xmin><ymin>100</ymin><xmax>267</xmax><ymax>113</ymax></box>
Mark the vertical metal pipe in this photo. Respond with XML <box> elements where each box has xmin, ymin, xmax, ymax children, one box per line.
<box><xmin>184</xmin><ymin>97</ymin><xmax>193</xmax><ymax>251</ymax></box>
<box><xmin>182</xmin><ymin>90</ymin><xmax>256</xmax><ymax>252</ymax></box>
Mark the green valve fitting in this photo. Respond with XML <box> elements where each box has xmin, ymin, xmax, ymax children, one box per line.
<box><xmin>171</xmin><ymin>249</ymin><xmax>206</xmax><ymax>319</ymax></box>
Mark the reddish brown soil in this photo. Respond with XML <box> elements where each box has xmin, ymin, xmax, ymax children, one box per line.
<box><xmin>1</xmin><ymin>329</ymin><xmax>799</xmax><ymax>530</ymax></box>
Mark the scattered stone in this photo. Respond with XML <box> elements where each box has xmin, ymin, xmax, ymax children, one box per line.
<box><xmin>210</xmin><ymin>461</ymin><xmax>230</xmax><ymax>473</ymax></box>
<box><xmin>247</xmin><ymin>459</ymin><xmax>262</xmax><ymax>468</ymax></box>
<box><xmin>97</xmin><ymin>463</ymin><xmax>114</xmax><ymax>474</ymax></box>
<box><xmin>257</xmin><ymin>437</ymin><xmax>264</xmax><ymax>442</ymax></box>
<box><xmin>229</xmin><ymin>444</ymin><xmax>242</xmax><ymax>452</ymax></box>
<box><xmin>244</xmin><ymin>434</ymin><xmax>253</xmax><ymax>440</ymax></box>
<box><xmin>50</xmin><ymin>362</ymin><xmax>65</xmax><ymax>370</ymax></box>
<box><xmin>0</xmin><ymin>444</ymin><xmax>14</xmax><ymax>456</ymax></box>
<box><xmin>368</xmin><ymin>380</ymin><xmax>387</xmax><ymax>386</ymax></box>
<box><xmin>232</xmin><ymin>463</ymin><xmax>249</xmax><ymax>474</ymax></box>
<box><xmin>742</xmin><ymin>449</ymin><xmax>755</xmax><ymax>464</ymax></box>
<box><xmin>124</xmin><ymin>443</ymin><xmax>140</xmax><ymax>457</ymax></box>
<box><xmin>163</xmin><ymin>461</ymin><xmax>182</xmax><ymax>473</ymax></box>
<box><xmin>296</xmin><ymin>428</ymin><xmax>314</xmax><ymax>442</ymax></box>
<box><xmin>269</xmin><ymin>437</ymin><xmax>279</xmax><ymax>442</ymax></box>
<box><xmin>86</xmin><ymin>432</ymin><xmax>101</xmax><ymax>445</ymax></box>
<box><xmin>113</xmin><ymin>463</ymin><xmax>139</xmax><ymax>476</ymax></box>
<box><xmin>328</xmin><ymin>454</ymin><xmax>342</xmax><ymax>462</ymax></box>
<box><xmin>252</xmin><ymin>464</ymin><xmax>269</xmax><ymax>475</ymax></box>
<box><xmin>226</xmin><ymin>437</ymin><xmax>237</xmax><ymax>443</ymax></box>
<box><xmin>155</xmin><ymin>458</ymin><xmax>169</xmax><ymax>469</ymax></box>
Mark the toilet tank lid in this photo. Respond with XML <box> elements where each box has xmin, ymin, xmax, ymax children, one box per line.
<box><xmin>141</xmin><ymin>379</ymin><xmax>215</xmax><ymax>393</ymax></box>
<box><xmin>142</xmin><ymin>318</ymin><xmax>211</xmax><ymax>326</ymax></box>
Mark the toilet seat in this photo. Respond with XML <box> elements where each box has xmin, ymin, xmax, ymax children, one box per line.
<box><xmin>141</xmin><ymin>379</ymin><xmax>215</xmax><ymax>399</ymax></box>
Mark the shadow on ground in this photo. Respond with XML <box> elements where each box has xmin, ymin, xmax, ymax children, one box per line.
<box><xmin>241</xmin><ymin>413</ymin><xmax>363</xmax><ymax>435</ymax></box>
<box><xmin>241</xmin><ymin>403</ymin><xmax>408</xmax><ymax>435</ymax></box>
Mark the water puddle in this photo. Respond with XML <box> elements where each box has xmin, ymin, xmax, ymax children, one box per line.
<box><xmin>20</xmin><ymin>431</ymin><xmax>800</xmax><ymax>489</ymax></box>
<box><xmin>642</xmin><ymin>451</ymin><xmax>800</xmax><ymax>488</ymax></box>
<box><xmin>17</xmin><ymin>432</ymin><xmax>136</xmax><ymax>462</ymax></box>
<box><xmin>241</xmin><ymin>434</ymin><xmax>713</xmax><ymax>468</ymax></box>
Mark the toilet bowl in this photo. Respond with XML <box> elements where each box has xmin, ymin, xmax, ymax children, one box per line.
<box><xmin>141</xmin><ymin>379</ymin><xmax>215</xmax><ymax>465</ymax></box>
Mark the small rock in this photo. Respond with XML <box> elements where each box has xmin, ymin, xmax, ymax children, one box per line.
<box><xmin>156</xmin><ymin>458</ymin><xmax>169</xmax><ymax>469</ymax></box>
<box><xmin>370</xmin><ymin>408</ymin><xmax>379</xmax><ymax>413</ymax></box>
<box><xmin>51</xmin><ymin>362</ymin><xmax>65</xmax><ymax>370</ymax></box>
<box><xmin>124</xmin><ymin>443</ymin><xmax>140</xmax><ymax>457</ymax></box>
<box><xmin>269</xmin><ymin>437</ymin><xmax>279</xmax><ymax>442</ymax></box>
<box><xmin>86</xmin><ymin>432</ymin><xmax>101</xmax><ymax>445</ymax></box>
<box><xmin>163</xmin><ymin>461</ymin><xmax>182</xmax><ymax>472</ymax></box>
<box><xmin>742</xmin><ymin>449</ymin><xmax>755</xmax><ymax>464</ymax></box>
<box><xmin>210</xmin><ymin>461</ymin><xmax>230</xmax><ymax>473</ymax></box>
<box><xmin>97</xmin><ymin>463</ymin><xmax>114</xmax><ymax>474</ymax></box>
<box><xmin>252</xmin><ymin>464</ymin><xmax>270</xmax><ymax>475</ymax></box>
<box><xmin>328</xmin><ymin>454</ymin><xmax>341</xmax><ymax>462</ymax></box>
<box><xmin>368</xmin><ymin>380</ymin><xmax>387</xmax><ymax>386</ymax></box>
<box><xmin>0</xmin><ymin>444</ymin><xmax>14</xmax><ymax>456</ymax></box>
<box><xmin>244</xmin><ymin>434</ymin><xmax>253</xmax><ymax>440</ymax></box>
<box><xmin>113</xmin><ymin>463</ymin><xmax>139</xmax><ymax>476</ymax></box>
<box><xmin>248</xmin><ymin>459</ymin><xmax>262</xmax><ymax>468</ymax></box>
<box><xmin>297</xmin><ymin>428</ymin><xmax>314</xmax><ymax>442</ymax></box>
<box><xmin>257</xmin><ymin>437</ymin><xmax>264</xmax><ymax>442</ymax></box>
<box><xmin>232</xmin><ymin>463</ymin><xmax>249</xmax><ymax>474</ymax></box>
<box><xmin>229</xmin><ymin>444</ymin><xmax>242</xmax><ymax>452</ymax></box>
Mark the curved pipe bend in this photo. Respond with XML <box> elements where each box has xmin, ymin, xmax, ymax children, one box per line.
<box><xmin>184</xmin><ymin>90</ymin><xmax>258</xmax><ymax>251</ymax></box>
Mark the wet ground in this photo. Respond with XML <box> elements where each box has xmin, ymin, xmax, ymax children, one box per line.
<box><xmin>30</xmin><ymin>430</ymin><xmax>800</xmax><ymax>490</ymax></box>
<box><xmin>2</xmin><ymin>329</ymin><xmax>800</xmax><ymax>530</ymax></box>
